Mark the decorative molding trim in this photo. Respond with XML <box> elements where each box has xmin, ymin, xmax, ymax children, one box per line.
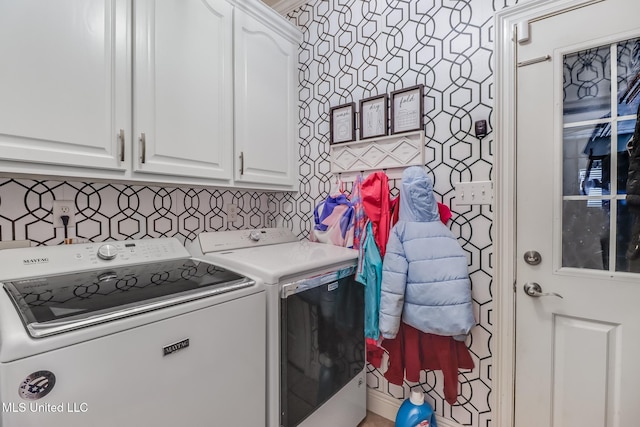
<box><xmin>330</xmin><ymin>131</ymin><xmax>425</xmax><ymax>182</ymax></box>
<box><xmin>366</xmin><ymin>389</ymin><xmax>464</xmax><ymax>427</ymax></box>
<box><xmin>235</xmin><ymin>0</ymin><xmax>303</xmax><ymax>42</ymax></box>
<box><xmin>271</xmin><ymin>0</ymin><xmax>307</xmax><ymax>15</ymax></box>
<box><xmin>493</xmin><ymin>1</ymin><xmax>603</xmax><ymax>427</ymax></box>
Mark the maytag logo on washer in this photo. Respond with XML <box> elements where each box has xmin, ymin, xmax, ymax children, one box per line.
<box><xmin>22</xmin><ymin>258</ymin><xmax>49</xmax><ymax>265</ymax></box>
<box><xmin>163</xmin><ymin>338</ymin><xmax>190</xmax><ymax>356</ymax></box>
<box><xmin>18</xmin><ymin>371</ymin><xmax>56</xmax><ymax>400</ymax></box>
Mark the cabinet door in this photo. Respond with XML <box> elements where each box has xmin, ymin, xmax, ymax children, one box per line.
<box><xmin>0</xmin><ymin>0</ymin><xmax>129</xmax><ymax>171</ymax></box>
<box><xmin>133</xmin><ymin>0</ymin><xmax>233</xmax><ymax>181</ymax></box>
<box><xmin>234</xmin><ymin>9</ymin><xmax>298</xmax><ymax>189</ymax></box>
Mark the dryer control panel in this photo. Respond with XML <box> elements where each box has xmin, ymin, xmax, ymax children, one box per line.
<box><xmin>197</xmin><ymin>228</ymin><xmax>298</xmax><ymax>253</ymax></box>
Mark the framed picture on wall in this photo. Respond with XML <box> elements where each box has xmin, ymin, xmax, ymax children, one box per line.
<box><xmin>329</xmin><ymin>102</ymin><xmax>356</xmax><ymax>144</ymax></box>
<box><xmin>359</xmin><ymin>94</ymin><xmax>388</xmax><ymax>140</ymax></box>
<box><xmin>390</xmin><ymin>84</ymin><xmax>424</xmax><ymax>134</ymax></box>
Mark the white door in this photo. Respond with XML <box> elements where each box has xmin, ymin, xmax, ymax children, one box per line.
<box><xmin>0</xmin><ymin>0</ymin><xmax>129</xmax><ymax>171</ymax></box>
<box><xmin>133</xmin><ymin>0</ymin><xmax>233</xmax><ymax>180</ymax></box>
<box><xmin>516</xmin><ymin>1</ymin><xmax>640</xmax><ymax>426</ymax></box>
<box><xmin>234</xmin><ymin>9</ymin><xmax>298</xmax><ymax>189</ymax></box>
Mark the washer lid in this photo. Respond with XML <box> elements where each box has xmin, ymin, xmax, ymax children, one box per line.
<box><xmin>3</xmin><ymin>258</ymin><xmax>252</xmax><ymax>338</ymax></box>
<box><xmin>200</xmin><ymin>241</ymin><xmax>358</xmax><ymax>283</ymax></box>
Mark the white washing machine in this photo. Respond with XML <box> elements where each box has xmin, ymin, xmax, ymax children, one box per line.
<box><xmin>189</xmin><ymin>228</ymin><xmax>366</xmax><ymax>427</ymax></box>
<box><xmin>0</xmin><ymin>238</ymin><xmax>266</xmax><ymax>427</ymax></box>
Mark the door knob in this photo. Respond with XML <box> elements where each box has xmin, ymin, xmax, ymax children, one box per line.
<box><xmin>523</xmin><ymin>250</ymin><xmax>542</xmax><ymax>265</ymax></box>
<box><xmin>523</xmin><ymin>282</ymin><xmax>563</xmax><ymax>298</ymax></box>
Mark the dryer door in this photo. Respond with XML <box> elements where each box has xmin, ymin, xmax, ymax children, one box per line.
<box><xmin>280</xmin><ymin>267</ymin><xmax>364</xmax><ymax>427</ymax></box>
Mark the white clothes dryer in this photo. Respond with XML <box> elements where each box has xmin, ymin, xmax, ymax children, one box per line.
<box><xmin>189</xmin><ymin>228</ymin><xmax>366</xmax><ymax>427</ymax></box>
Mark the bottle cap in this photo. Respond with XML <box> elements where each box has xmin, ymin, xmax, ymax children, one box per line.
<box><xmin>409</xmin><ymin>389</ymin><xmax>424</xmax><ymax>406</ymax></box>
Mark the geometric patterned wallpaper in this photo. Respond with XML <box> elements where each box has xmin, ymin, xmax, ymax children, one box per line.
<box><xmin>0</xmin><ymin>1</ymin><xmax>526</xmax><ymax>426</ymax></box>
<box><xmin>271</xmin><ymin>1</ymin><xmax>525</xmax><ymax>425</ymax></box>
<box><xmin>0</xmin><ymin>178</ymin><xmax>271</xmax><ymax>246</ymax></box>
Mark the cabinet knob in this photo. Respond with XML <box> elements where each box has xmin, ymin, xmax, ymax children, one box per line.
<box><xmin>239</xmin><ymin>151</ymin><xmax>244</xmax><ymax>175</ymax></box>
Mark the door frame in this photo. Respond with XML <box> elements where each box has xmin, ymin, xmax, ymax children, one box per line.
<box><xmin>493</xmin><ymin>0</ymin><xmax>606</xmax><ymax>426</ymax></box>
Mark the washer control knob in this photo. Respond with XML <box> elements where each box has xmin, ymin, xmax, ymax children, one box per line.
<box><xmin>97</xmin><ymin>244</ymin><xmax>118</xmax><ymax>260</ymax></box>
<box><xmin>249</xmin><ymin>231</ymin><xmax>262</xmax><ymax>242</ymax></box>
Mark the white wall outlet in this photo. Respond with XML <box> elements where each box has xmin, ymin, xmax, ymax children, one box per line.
<box><xmin>52</xmin><ymin>200</ymin><xmax>76</xmax><ymax>228</ymax></box>
<box><xmin>226</xmin><ymin>203</ymin><xmax>239</xmax><ymax>222</ymax></box>
<box><xmin>454</xmin><ymin>181</ymin><xmax>493</xmax><ymax>206</ymax></box>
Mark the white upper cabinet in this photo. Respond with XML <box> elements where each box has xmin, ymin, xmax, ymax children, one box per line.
<box><xmin>0</xmin><ymin>0</ymin><xmax>301</xmax><ymax>190</ymax></box>
<box><xmin>234</xmin><ymin>6</ymin><xmax>299</xmax><ymax>189</ymax></box>
<box><xmin>0</xmin><ymin>0</ymin><xmax>129</xmax><ymax>172</ymax></box>
<box><xmin>133</xmin><ymin>0</ymin><xmax>233</xmax><ymax>181</ymax></box>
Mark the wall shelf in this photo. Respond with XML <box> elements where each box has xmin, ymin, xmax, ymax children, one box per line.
<box><xmin>330</xmin><ymin>130</ymin><xmax>425</xmax><ymax>181</ymax></box>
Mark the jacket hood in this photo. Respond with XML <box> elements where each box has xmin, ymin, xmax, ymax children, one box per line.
<box><xmin>399</xmin><ymin>166</ymin><xmax>439</xmax><ymax>222</ymax></box>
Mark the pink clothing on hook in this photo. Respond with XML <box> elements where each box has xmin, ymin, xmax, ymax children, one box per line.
<box><xmin>351</xmin><ymin>175</ymin><xmax>366</xmax><ymax>250</ymax></box>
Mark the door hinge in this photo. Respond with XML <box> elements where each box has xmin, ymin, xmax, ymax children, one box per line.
<box><xmin>516</xmin><ymin>20</ymin><xmax>530</xmax><ymax>44</ymax></box>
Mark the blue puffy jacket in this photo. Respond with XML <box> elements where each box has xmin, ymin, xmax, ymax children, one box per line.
<box><xmin>379</xmin><ymin>167</ymin><xmax>475</xmax><ymax>340</ymax></box>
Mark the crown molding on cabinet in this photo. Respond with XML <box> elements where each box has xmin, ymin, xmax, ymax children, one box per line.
<box><xmin>235</xmin><ymin>0</ymin><xmax>302</xmax><ymax>42</ymax></box>
<box><xmin>270</xmin><ymin>0</ymin><xmax>307</xmax><ymax>15</ymax></box>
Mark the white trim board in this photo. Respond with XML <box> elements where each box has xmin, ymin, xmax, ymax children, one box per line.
<box><xmin>366</xmin><ymin>389</ymin><xmax>464</xmax><ymax>427</ymax></box>
<box><xmin>493</xmin><ymin>1</ymin><xmax>605</xmax><ymax>427</ymax></box>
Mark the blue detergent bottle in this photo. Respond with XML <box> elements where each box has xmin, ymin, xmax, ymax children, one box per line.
<box><xmin>395</xmin><ymin>389</ymin><xmax>437</xmax><ymax>427</ymax></box>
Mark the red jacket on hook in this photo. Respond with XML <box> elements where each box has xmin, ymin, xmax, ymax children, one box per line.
<box><xmin>360</xmin><ymin>171</ymin><xmax>392</xmax><ymax>257</ymax></box>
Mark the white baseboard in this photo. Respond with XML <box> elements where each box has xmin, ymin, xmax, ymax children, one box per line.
<box><xmin>366</xmin><ymin>388</ymin><xmax>401</xmax><ymax>421</ymax></box>
<box><xmin>366</xmin><ymin>389</ymin><xmax>465</xmax><ymax>427</ymax></box>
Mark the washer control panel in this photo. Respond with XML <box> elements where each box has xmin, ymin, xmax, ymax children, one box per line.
<box><xmin>97</xmin><ymin>244</ymin><xmax>118</xmax><ymax>260</ymax></box>
<box><xmin>0</xmin><ymin>238</ymin><xmax>190</xmax><ymax>281</ymax></box>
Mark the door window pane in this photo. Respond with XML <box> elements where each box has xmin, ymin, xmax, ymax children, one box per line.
<box><xmin>563</xmin><ymin>125</ymin><xmax>611</xmax><ymax>196</ymax></box>
<box><xmin>617</xmin><ymin>119</ymin><xmax>635</xmax><ymax>195</ymax></box>
<box><xmin>562</xmin><ymin>200</ymin><xmax>609</xmax><ymax>270</ymax></box>
<box><xmin>616</xmin><ymin>200</ymin><xmax>637</xmax><ymax>272</ymax></box>
<box><xmin>617</xmin><ymin>38</ymin><xmax>640</xmax><ymax>117</ymax></box>
<box><xmin>563</xmin><ymin>45</ymin><xmax>611</xmax><ymax>124</ymax></box>
<box><xmin>562</xmin><ymin>38</ymin><xmax>640</xmax><ymax>272</ymax></box>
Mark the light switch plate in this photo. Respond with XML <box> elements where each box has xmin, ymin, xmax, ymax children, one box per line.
<box><xmin>454</xmin><ymin>181</ymin><xmax>493</xmax><ymax>206</ymax></box>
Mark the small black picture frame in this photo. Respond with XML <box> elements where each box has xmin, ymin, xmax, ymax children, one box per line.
<box><xmin>329</xmin><ymin>102</ymin><xmax>356</xmax><ymax>144</ymax></box>
<box><xmin>359</xmin><ymin>94</ymin><xmax>388</xmax><ymax>140</ymax></box>
<box><xmin>390</xmin><ymin>84</ymin><xmax>424</xmax><ymax>134</ymax></box>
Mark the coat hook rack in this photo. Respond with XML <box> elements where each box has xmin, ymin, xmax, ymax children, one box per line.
<box><xmin>330</xmin><ymin>131</ymin><xmax>425</xmax><ymax>182</ymax></box>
